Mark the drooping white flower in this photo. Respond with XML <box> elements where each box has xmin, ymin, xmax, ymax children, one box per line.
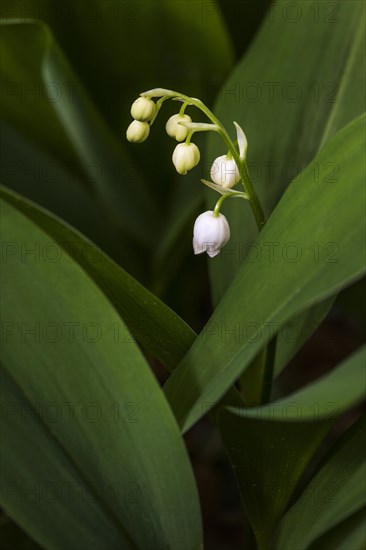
<box><xmin>210</xmin><ymin>154</ymin><xmax>240</xmax><ymax>188</ymax></box>
<box><xmin>172</xmin><ymin>143</ymin><xmax>200</xmax><ymax>175</ymax></box>
<box><xmin>130</xmin><ymin>97</ymin><xmax>156</xmax><ymax>122</ymax></box>
<box><xmin>193</xmin><ymin>210</ymin><xmax>230</xmax><ymax>258</ymax></box>
<box><xmin>166</xmin><ymin>114</ymin><xmax>192</xmax><ymax>141</ymax></box>
<box><xmin>126</xmin><ymin>120</ymin><xmax>150</xmax><ymax>143</ymax></box>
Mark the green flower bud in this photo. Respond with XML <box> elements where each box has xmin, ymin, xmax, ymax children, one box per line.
<box><xmin>166</xmin><ymin>114</ymin><xmax>192</xmax><ymax>142</ymax></box>
<box><xmin>130</xmin><ymin>97</ymin><xmax>156</xmax><ymax>122</ymax></box>
<box><xmin>126</xmin><ymin>120</ymin><xmax>150</xmax><ymax>143</ymax></box>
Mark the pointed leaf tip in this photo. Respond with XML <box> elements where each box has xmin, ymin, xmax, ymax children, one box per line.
<box><xmin>234</xmin><ymin>121</ymin><xmax>248</xmax><ymax>161</ymax></box>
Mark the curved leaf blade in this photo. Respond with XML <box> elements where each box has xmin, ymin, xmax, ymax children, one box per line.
<box><xmin>0</xmin><ymin>367</ymin><xmax>130</xmax><ymax>549</ymax></box>
<box><xmin>0</xmin><ymin>185</ymin><xmax>195</xmax><ymax>372</ymax></box>
<box><xmin>274</xmin><ymin>413</ymin><xmax>366</xmax><ymax>549</ymax></box>
<box><xmin>308</xmin><ymin>507</ymin><xmax>366</xmax><ymax>550</ymax></box>
<box><xmin>0</xmin><ymin>20</ymin><xmax>155</xmax><ymax>246</ymax></box>
<box><xmin>218</xmin><ymin>347</ymin><xmax>365</xmax><ymax>548</ymax></box>
<box><xmin>1</xmin><ymin>198</ymin><xmax>202</xmax><ymax>549</ymax></box>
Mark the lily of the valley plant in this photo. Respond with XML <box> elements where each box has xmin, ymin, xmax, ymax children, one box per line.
<box><xmin>127</xmin><ymin>88</ymin><xmax>266</xmax><ymax>258</ymax></box>
<box><xmin>2</xmin><ymin>4</ymin><xmax>365</xmax><ymax>550</ymax></box>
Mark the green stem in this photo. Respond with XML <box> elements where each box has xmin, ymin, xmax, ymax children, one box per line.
<box><xmin>186</xmin><ymin>130</ymin><xmax>194</xmax><ymax>145</ymax></box>
<box><xmin>177</xmin><ymin>92</ymin><xmax>272</xmax><ymax>401</ymax></box>
<box><xmin>145</xmin><ymin>90</ymin><xmax>266</xmax><ymax>231</ymax></box>
<box><xmin>145</xmin><ymin>89</ymin><xmax>274</xmax><ymax>401</ymax></box>
<box><xmin>241</xmin><ymin>161</ymin><xmax>266</xmax><ymax>231</ymax></box>
<box><xmin>179</xmin><ymin>101</ymin><xmax>188</xmax><ymax>116</ymax></box>
<box><xmin>213</xmin><ymin>194</ymin><xmax>227</xmax><ymax>217</ymax></box>
<box><xmin>213</xmin><ymin>192</ymin><xmax>249</xmax><ymax>217</ymax></box>
<box><xmin>192</xmin><ymin>99</ymin><xmax>266</xmax><ymax>232</ymax></box>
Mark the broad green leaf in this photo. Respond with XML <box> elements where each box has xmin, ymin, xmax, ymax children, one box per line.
<box><xmin>207</xmin><ymin>0</ymin><xmax>365</xmax><ymax>303</ymax></box>
<box><xmin>0</xmin><ymin>367</ymin><xmax>130</xmax><ymax>549</ymax></box>
<box><xmin>309</xmin><ymin>507</ymin><xmax>366</xmax><ymax>550</ymax></box>
<box><xmin>1</xmin><ymin>199</ymin><xmax>202</xmax><ymax>549</ymax></box>
<box><xmin>0</xmin><ymin>185</ymin><xmax>195</xmax><ymax>372</ymax></box>
<box><xmin>274</xmin><ymin>413</ymin><xmax>366</xmax><ymax>550</ymax></box>
<box><xmin>0</xmin><ymin>20</ymin><xmax>156</xmax><ymax>246</ymax></box>
<box><xmin>164</xmin><ymin>114</ymin><xmax>366</xmax><ymax>432</ymax></box>
<box><xmin>219</xmin><ymin>348</ymin><xmax>366</xmax><ymax>549</ymax></box>
<box><xmin>0</xmin><ymin>185</ymin><xmax>245</xmax><ymax>425</ymax></box>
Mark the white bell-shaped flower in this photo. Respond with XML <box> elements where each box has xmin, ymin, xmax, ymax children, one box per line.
<box><xmin>166</xmin><ymin>114</ymin><xmax>192</xmax><ymax>141</ymax></box>
<box><xmin>210</xmin><ymin>154</ymin><xmax>240</xmax><ymax>188</ymax></box>
<box><xmin>172</xmin><ymin>143</ymin><xmax>200</xmax><ymax>175</ymax></box>
<box><xmin>130</xmin><ymin>97</ymin><xmax>156</xmax><ymax>122</ymax></box>
<box><xmin>193</xmin><ymin>211</ymin><xmax>230</xmax><ymax>258</ymax></box>
<box><xmin>126</xmin><ymin>120</ymin><xmax>150</xmax><ymax>143</ymax></box>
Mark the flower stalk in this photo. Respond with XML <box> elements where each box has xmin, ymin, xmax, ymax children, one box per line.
<box><xmin>141</xmin><ymin>88</ymin><xmax>266</xmax><ymax>231</ymax></box>
<box><xmin>127</xmin><ymin>87</ymin><xmax>274</xmax><ymax>405</ymax></box>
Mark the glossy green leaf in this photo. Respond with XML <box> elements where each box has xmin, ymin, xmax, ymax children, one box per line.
<box><xmin>309</xmin><ymin>507</ymin><xmax>366</xmax><ymax>550</ymax></box>
<box><xmin>274</xmin><ymin>413</ymin><xmax>366</xmax><ymax>550</ymax></box>
<box><xmin>0</xmin><ymin>185</ymin><xmax>195</xmax><ymax>372</ymax></box>
<box><xmin>1</xmin><ymin>198</ymin><xmax>202</xmax><ymax>549</ymax></box>
<box><xmin>0</xmin><ymin>367</ymin><xmax>130</xmax><ymax>549</ymax></box>
<box><xmin>0</xmin><ymin>20</ymin><xmax>155</xmax><ymax>246</ymax></box>
<box><xmin>207</xmin><ymin>0</ymin><xmax>365</xmax><ymax>303</ymax></box>
<box><xmin>0</xmin><ymin>184</ymin><xmax>245</xmax><ymax>426</ymax></box>
<box><xmin>218</xmin><ymin>348</ymin><xmax>366</xmax><ymax>549</ymax></box>
<box><xmin>164</xmin><ymin>114</ymin><xmax>366</xmax><ymax>432</ymax></box>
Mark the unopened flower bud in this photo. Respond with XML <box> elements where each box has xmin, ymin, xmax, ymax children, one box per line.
<box><xmin>193</xmin><ymin>211</ymin><xmax>230</xmax><ymax>258</ymax></box>
<box><xmin>172</xmin><ymin>143</ymin><xmax>200</xmax><ymax>175</ymax></box>
<box><xmin>166</xmin><ymin>114</ymin><xmax>192</xmax><ymax>141</ymax></box>
<box><xmin>126</xmin><ymin>120</ymin><xmax>150</xmax><ymax>143</ymax></box>
<box><xmin>210</xmin><ymin>154</ymin><xmax>240</xmax><ymax>188</ymax></box>
<box><xmin>130</xmin><ymin>97</ymin><xmax>156</xmax><ymax>121</ymax></box>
